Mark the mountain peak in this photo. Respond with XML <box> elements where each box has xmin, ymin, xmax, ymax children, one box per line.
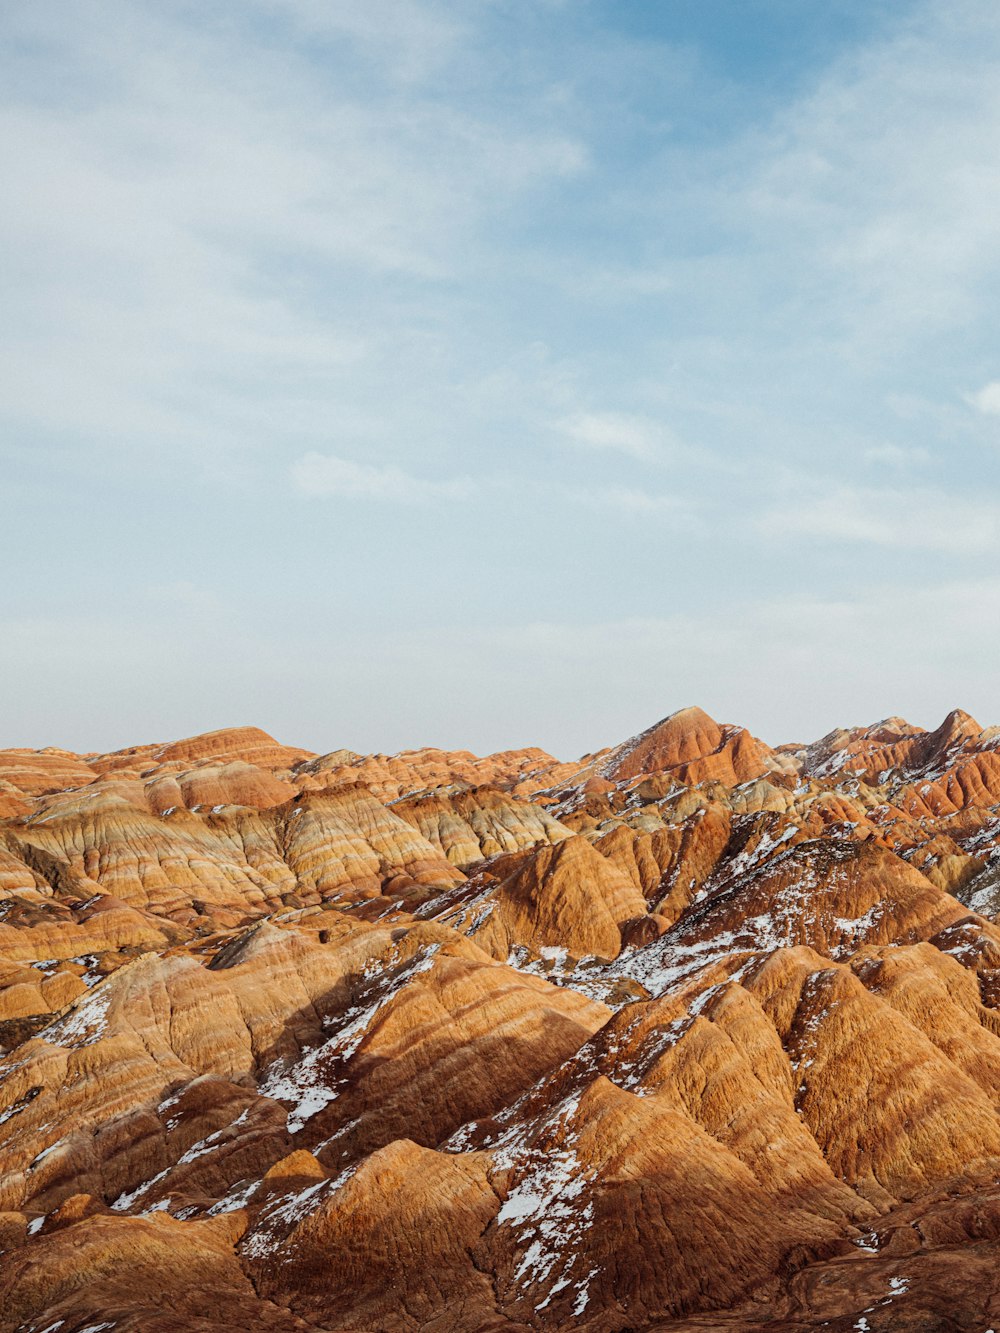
<box><xmin>604</xmin><ymin>706</ymin><xmax>725</xmax><ymax>781</ymax></box>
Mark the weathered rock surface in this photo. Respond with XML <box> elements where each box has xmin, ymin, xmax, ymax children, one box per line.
<box><xmin>3</xmin><ymin>709</ymin><xmax>1000</xmax><ymax>1331</ymax></box>
<box><xmin>392</xmin><ymin>784</ymin><xmax>572</xmax><ymax>868</ymax></box>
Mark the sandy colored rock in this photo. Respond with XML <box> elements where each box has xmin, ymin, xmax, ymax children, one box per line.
<box><xmin>2</xmin><ymin>711</ymin><xmax>1000</xmax><ymax>1331</ymax></box>
<box><xmin>392</xmin><ymin>783</ymin><xmax>571</xmax><ymax>868</ymax></box>
<box><xmin>457</xmin><ymin>834</ymin><xmax>648</xmax><ymax>960</ymax></box>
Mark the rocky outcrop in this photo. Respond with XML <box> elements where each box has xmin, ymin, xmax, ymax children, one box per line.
<box><xmin>448</xmin><ymin>834</ymin><xmax>649</xmax><ymax>961</ymax></box>
<box><xmin>91</xmin><ymin>726</ymin><xmax>314</xmax><ymax>776</ymax></box>
<box><xmin>0</xmin><ymin>748</ymin><xmax>98</xmax><ymax>797</ymax></box>
<box><xmin>392</xmin><ymin>783</ymin><xmax>572</xmax><ymax>867</ymax></box>
<box><xmin>294</xmin><ymin>744</ymin><xmax>561</xmax><ymax>803</ymax></box>
<box><xmin>603</xmin><ymin>705</ymin><xmax>776</xmax><ymax>786</ymax></box>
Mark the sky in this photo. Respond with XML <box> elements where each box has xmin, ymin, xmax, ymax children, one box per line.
<box><xmin>3</xmin><ymin>0</ymin><xmax>1000</xmax><ymax>758</ymax></box>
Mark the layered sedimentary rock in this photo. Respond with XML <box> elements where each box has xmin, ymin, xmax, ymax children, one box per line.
<box><xmin>601</xmin><ymin>705</ymin><xmax>779</xmax><ymax>787</ymax></box>
<box><xmin>91</xmin><ymin>726</ymin><xmax>315</xmax><ymax>777</ymax></box>
<box><xmin>440</xmin><ymin>833</ymin><xmax>649</xmax><ymax>961</ymax></box>
<box><xmin>4</xmin><ymin>708</ymin><xmax>1000</xmax><ymax>1331</ymax></box>
<box><xmin>294</xmin><ymin>745</ymin><xmax>563</xmax><ymax>804</ymax></box>
<box><xmin>392</xmin><ymin>783</ymin><xmax>572</xmax><ymax>868</ymax></box>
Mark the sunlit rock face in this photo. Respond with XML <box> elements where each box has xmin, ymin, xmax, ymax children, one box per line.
<box><xmin>5</xmin><ymin>710</ymin><xmax>1000</xmax><ymax>1330</ymax></box>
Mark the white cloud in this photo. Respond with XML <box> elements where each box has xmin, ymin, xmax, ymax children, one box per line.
<box><xmin>369</xmin><ymin>575</ymin><xmax>1000</xmax><ymax>752</ymax></box>
<box><xmin>0</xmin><ymin>1</ymin><xmax>586</xmax><ymax>468</ymax></box>
<box><xmin>9</xmin><ymin>576</ymin><xmax>999</xmax><ymax>758</ymax></box>
<box><xmin>968</xmin><ymin>381</ymin><xmax>1000</xmax><ymax>415</ymax></box>
<box><xmin>291</xmin><ymin>451</ymin><xmax>472</xmax><ymax>502</ymax></box>
<box><xmin>571</xmin><ymin>486</ymin><xmax>701</xmax><ymax>523</ymax></box>
<box><xmin>759</xmin><ymin>485</ymin><xmax>999</xmax><ymax>553</ymax></box>
<box><xmin>621</xmin><ymin>0</ymin><xmax>1000</xmax><ymax>393</ymax></box>
<box><xmin>256</xmin><ymin>0</ymin><xmax>463</xmax><ymax>81</ymax></box>
<box><xmin>862</xmin><ymin>443</ymin><xmax>930</xmax><ymax>467</ymax></box>
<box><xmin>556</xmin><ymin>412</ymin><xmax>676</xmax><ymax>461</ymax></box>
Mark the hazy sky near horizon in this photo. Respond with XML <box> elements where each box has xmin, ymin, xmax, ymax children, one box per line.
<box><xmin>4</xmin><ymin>0</ymin><xmax>1000</xmax><ymax>758</ymax></box>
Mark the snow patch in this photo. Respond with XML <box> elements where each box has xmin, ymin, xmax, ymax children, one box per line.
<box><xmin>260</xmin><ymin>943</ymin><xmax>443</xmax><ymax>1132</ymax></box>
<box><xmin>492</xmin><ymin>1094</ymin><xmax>598</xmax><ymax>1304</ymax></box>
<box><xmin>41</xmin><ymin>985</ymin><xmax>114</xmax><ymax>1049</ymax></box>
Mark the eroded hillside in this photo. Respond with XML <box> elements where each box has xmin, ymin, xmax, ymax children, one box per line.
<box><xmin>3</xmin><ymin>710</ymin><xmax>1000</xmax><ymax>1330</ymax></box>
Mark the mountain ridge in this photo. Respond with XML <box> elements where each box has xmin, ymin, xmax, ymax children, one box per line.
<box><xmin>3</xmin><ymin>706</ymin><xmax>1000</xmax><ymax>1329</ymax></box>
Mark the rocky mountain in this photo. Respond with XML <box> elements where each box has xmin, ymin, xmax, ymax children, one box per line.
<box><xmin>3</xmin><ymin>709</ymin><xmax>1000</xmax><ymax>1330</ymax></box>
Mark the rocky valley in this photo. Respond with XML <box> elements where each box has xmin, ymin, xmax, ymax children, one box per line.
<box><xmin>2</xmin><ymin>708</ymin><xmax>1000</xmax><ymax>1330</ymax></box>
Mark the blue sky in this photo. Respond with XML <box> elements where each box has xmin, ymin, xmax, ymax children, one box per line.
<box><xmin>3</xmin><ymin>0</ymin><xmax>1000</xmax><ymax>757</ymax></box>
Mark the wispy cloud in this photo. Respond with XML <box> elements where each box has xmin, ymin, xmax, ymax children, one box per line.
<box><xmin>571</xmin><ymin>486</ymin><xmax>701</xmax><ymax>524</ymax></box>
<box><xmin>291</xmin><ymin>452</ymin><xmax>472</xmax><ymax>502</ymax></box>
<box><xmin>5</xmin><ymin>0</ymin><xmax>1000</xmax><ymax>753</ymax></box>
<box><xmin>862</xmin><ymin>443</ymin><xmax>931</xmax><ymax>468</ymax></box>
<box><xmin>722</xmin><ymin>5</ymin><xmax>1000</xmax><ymax>352</ymax></box>
<box><xmin>968</xmin><ymin>381</ymin><xmax>1000</xmax><ymax>416</ymax></box>
<box><xmin>0</xmin><ymin>0</ymin><xmax>586</xmax><ymax>470</ymax></box>
<box><xmin>371</xmin><ymin>575</ymin><xmax>1000</xmax><ymax>750</ymax></box>
<box><xmin>759</xmin><ymin>485</ymin><xmax>1000</xmax><ymax>553</ymax></box>
<box><xmin>555</xmin><ymin>412</ymin><xmax>677</xmax><ymax>461</ymax></box>
<box><xmin>257</xmin><ymin>0</ymin><xmax>464</xmax><ymax>80</ymax></box>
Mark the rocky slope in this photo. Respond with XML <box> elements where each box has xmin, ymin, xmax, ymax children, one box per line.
<box><xmin>3</xmin><ymin>710</ymin><xmax>1000</xmax><ymax>1330</ymax></box>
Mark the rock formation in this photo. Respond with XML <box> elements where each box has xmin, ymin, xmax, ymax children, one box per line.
<box><xmin>3</xmin><ymin>708</ymin><xmax>1000</xmax><ymax>1330</ymax></box>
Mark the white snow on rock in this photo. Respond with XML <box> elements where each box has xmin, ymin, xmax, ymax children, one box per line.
<box><xmin>241</xmin><ymin>1163</ymin><xmax>359</xmax><ymax>1260</ymax></box>
<box><xmin>40</xmin><ymin>985</ymin><xmax>114</xmax><ymax>1049</ymax></box>
<box><xmin>111</xmin><ymin>1109</ymin><xmax>250</xmax><ymax>1212</ymax></box>
<box><xmin>259</xmin><ymin>942</ymin><xmax>442</xmax><ymax>1132</ymax></box>
<box><xmin>489</xmin><ymin>1093</ymin><xmax>600</xmax><ymax>1313</ymax></box>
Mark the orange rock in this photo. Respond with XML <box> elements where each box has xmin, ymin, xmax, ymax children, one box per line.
<box><xmin>1</xmin><ymin>712</ymin><xmax>1000</xmax><ymax>1331</ymax></box>
<box><xmin>604</xmin><ymin>706</ymin><xmax>776</xmax><ymax>786</ymax></box>
<box><xmin>0</xmin><ymin>748</ymin><xmax>97</xmax><ymax>797</ymax></box>
<box><xmin>459</xmin><ymin>834</ymin><xmax>648</xmax><ymax>960</ymax></box>
<box><xmin>90</xmin><ymin>725</ymin><xmax>314</xmax><ymax>776</ymax></box>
